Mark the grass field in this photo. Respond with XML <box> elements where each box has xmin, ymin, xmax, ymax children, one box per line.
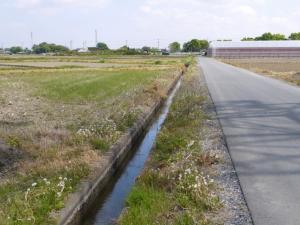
<box><xmin>0</xmin><ymin>55</ymin><xmax>182</xmax><ymax>68</ymax></box>
<box><xmin>119</xmin><ymin>61</ymin><xmax>222</xmax><ymax>225</ymax></box>
<box><xmin>221</xmin><ymin>58</ymin><xmax>300</xmax><ymax>86</ymax></box>
<box><xmin>0</xmin><ymin>55</ymin><xmax>188</xmax><ymax>224</ymax></box>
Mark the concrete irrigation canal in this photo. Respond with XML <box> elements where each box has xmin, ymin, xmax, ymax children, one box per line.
<box><xmin>82</xmin><ymin>78</ymin><xmax>182</xmax><ymax>225</ymax></box>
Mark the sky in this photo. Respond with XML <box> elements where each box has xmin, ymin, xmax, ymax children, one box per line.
<box><xmin>1</xmin><ymin>0</ymin><xmax>300</xmax><ymax>49</ymax></box>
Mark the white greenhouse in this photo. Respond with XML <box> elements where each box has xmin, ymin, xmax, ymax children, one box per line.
<box><xmin>207</xmin><ymin>41</ymin><xmax>300</xmax><ymax>58</ymax></box>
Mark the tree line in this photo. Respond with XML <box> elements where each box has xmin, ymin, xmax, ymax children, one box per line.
<box><xmin>6</xmin><ymin>32</ymin><xmax>300</xmax><ymax>55</ymax></box>
<box><xmin>2</xmin><ymin>42</ymin><xmax>69</xmax><ymax>54</ymax></box>
<box><xmin>96</xmin><ymin>39</ymin><xmax>209</xmax><ymax>53</ymax></box>
<box><xmin>168</xmin><ymin>39</ymin><xmax>208</xmax><ymax>53</ymax></box>
<box><xmin>242</xmin><ymin>32</ymin><xmax>300</xmax><ymax>41</ymax></box>
<box><xmin>2</xmin><ymin>39</ymin><xmax>209</xmax><ymax>55</ymax></box>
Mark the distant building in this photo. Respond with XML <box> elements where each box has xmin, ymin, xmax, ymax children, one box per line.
<box><xmin>207</xmin><ymin>41</ymin><xmax>300</xmax><ymax>58</ymax></box>
<box><xmin>76</xmin><ymin>48</ymin><xmax>90</xmax><ymax>53</ymax></box>
<box><xmin>0</xmin><ymin>49</ymin><xmax>8</xmax><ymax>54</ymax></box>
<box><xmin>161</xmin><ymin>49</ymin><xmax>170</xmax><ymax>55</ymax></box>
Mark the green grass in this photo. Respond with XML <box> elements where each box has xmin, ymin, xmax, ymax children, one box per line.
<box><xmin>0</xmin><ymin>164</ymin><xmax>89</xmax><ymax>225</ymax></box>
<box><xmin>119</xmin><ymin>62</ymin><xmax>221</xmax><ymax>225</ymax></box>
<box><xmin>3</xmin><ymin>69</ymin><xmax>162</xmax><ymax>103</ymax></box>
<box><xmin>121</xmin><ymin>185</ymin><xmax>172</xmax><ymax>224</ymax></box>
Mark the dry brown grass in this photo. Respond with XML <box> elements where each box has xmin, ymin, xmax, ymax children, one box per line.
<box><xmin>221</xmin><ymin>58</ymin><xmax>300</xmax><ymax>86</ymax></box>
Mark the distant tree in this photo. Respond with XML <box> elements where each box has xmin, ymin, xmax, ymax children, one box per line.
<box><xmin>168</xmin><ymin>42</ymin><xmax>181</xmax><ymax>53</ymax></box>
<box><xmin>289</xmin><ymin>32</ymin><xmax>300</xmax><ymax>40</ymax></box>
<box><xmin>32</xmin><ymin>42</ymin><xmax>69</xmax><ymax>54</ymax></box>
<box><xmin>182</xmin><ymin>39</ymin><xmax>208</xmax><ymax>52</ymax></box>
<box><xmin>255</xmin><ymin>32</ymin><xmax>286</xmax><ymax>41</ymax></box>
<box><xmin>118</xmin><ymin>45</ymin><xmax>129</xmax><ymax>51</ymax></box>
<box><xmin>241</xmin><ymin>37</ymin><xmax>255</xmax><ymax>41</ymax></box>
<box><xmin>9</xmin><ymin>46</ymin><xmax>23</xmax><ymax>54</ymax></box>
<box><xmin>142</xmin><ymin>46</ymin><xmax>151</xmax><ymax>53</ymax></box>
<box><xmin>96</xmin><ymin>42</ymin><xmax>109</xmax><ymax>50</ymax></box>
<box><xmin>272</xmin><ymin>33</ymin><xmax>287</xmax><ymax>40</ymax></box>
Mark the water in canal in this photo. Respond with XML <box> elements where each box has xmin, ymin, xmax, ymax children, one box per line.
<box><xmin>83</xmin><ymin>78</ymin><xmax>182</xmax><ymax>225</ymax></box>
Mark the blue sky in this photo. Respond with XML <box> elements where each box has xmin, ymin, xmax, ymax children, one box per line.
<box><xmin>1</xmin><ymin>0</ymin><xmax>300</xmax><ymax>49</ymax></box>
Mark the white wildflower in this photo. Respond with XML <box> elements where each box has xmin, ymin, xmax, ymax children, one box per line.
<box><xmin>25</xmin><ymin>188</ymin><xmax>31</xmax><ymax>201</ymax></box>
<box><xmin>187</xmin><ymin>140</ymin><xmax>195</xmax><ymax>148</ymax></box>
<box><xmin>185</xmin><ymin>168</ymin><xmax>191</xmax><ymax>175</ymax></box>
<box><xmin>31</xmin><ymin>183</ymin><xmax>37</xmax><ymax>187</ymax></box>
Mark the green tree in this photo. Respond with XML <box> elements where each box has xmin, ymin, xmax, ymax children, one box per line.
<box><xmin>9</xmin><ymin>46</ymin><xmax>23</xmax><ymax>54</ymax></box>
<box><xmin>255</xmin><ymin>32</ymin><xmax>286</xmax><ymax>41</ymax></box>
<box><xmin>289</xmin><ymin>32</ymin><xmax>300</xmax><ymax>40</ymax></box>
<box><xmin>118</xmin><ymin>45</ymin><xmax>129</xmax><ymax>51</ymax></box>
<box><xmin>32</xmin><ymin>42</ymin><xmax>69</xmax><ymax>54</ymax></box>
<box><xmin>168</xmin><ymin>42</ymin><xmax>181</xmax><ymax>53</ymax></box>
<box><xmin>182</xmin><ymin>39</ymin><xmax>208</xmax><ymax>52</ymax></box>
<box><xmin>96</xmin><ymin>42</ymin><xmax>109</xmax><ymax>50</ymax></box>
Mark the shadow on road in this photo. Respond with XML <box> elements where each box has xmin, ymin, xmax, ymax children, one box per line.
<box><xmin>215</xmin><ymin>100</ymin><xmax>300</xmax><ymax>177</ymax></box>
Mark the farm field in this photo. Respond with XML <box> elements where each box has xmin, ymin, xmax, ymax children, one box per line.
<box><xmin>0</xmin><ymin>55</ymin><xmax>187</xmax><ymax>224</ymax></box>
<box><xmin>221</xmin><ymin>58</ymin><xmax>300</xmax><ymax>86</ymax></box>
<box><xmin>0</xmin><ymin>55</ymin><xmax>181</xmax><ymax>68</ymax></box>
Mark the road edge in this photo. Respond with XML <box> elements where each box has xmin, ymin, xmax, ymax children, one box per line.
<box><xmin>198</xmin><ymin>57</ymin><xmax>254</xmax><ymax>224</ymax></box>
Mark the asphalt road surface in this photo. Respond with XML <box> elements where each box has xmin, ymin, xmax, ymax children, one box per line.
<box><xmin>199</xmin><ymin>57</ymin><xmax>300</xmax><ymax>225</ymax></box>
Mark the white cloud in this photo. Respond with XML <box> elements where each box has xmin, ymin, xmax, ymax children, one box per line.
<box><xmin>234</xmin><ymin>5</ymin><xmax>257</xmax><ymax>16</ymax></box>
<box><xmin>53</xmin><ymin>0</ymin><xmax>109</xmax><ymax>7</ymax></box>
<box><xmin>137</xmin><ymin>0</ymin><xmax>300</xmax><ymax>41</ymax></box>
<box><xmin>1</xmin><ymin>0</ymin><xmax>110</xmax><ymax>16</ymax></box>
<box><xmin>4</xmin><ymin>0</ymin><xmax>109</xmax><ymax>9</ymax></box>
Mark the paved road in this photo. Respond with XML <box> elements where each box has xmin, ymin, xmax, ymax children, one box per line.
<box><xmin>199</xmin><ymin>57</ymin><xmax>300</xmax><ymax>225</ymax></box>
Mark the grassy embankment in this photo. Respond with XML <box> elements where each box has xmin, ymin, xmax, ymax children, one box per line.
<box><xmin>0</xmin><ymin>56</ymin><xmax>187</xmax><ymax>224</ymax></box>
<box><xmin>221</xmin><ymin>58</ymin><xmax>300</xmax><ymax>86</ymax></box>
<box><xmin>119</xmin><ymin>60</ymin><xmax>222</xmax><ymax>225</ymax></box>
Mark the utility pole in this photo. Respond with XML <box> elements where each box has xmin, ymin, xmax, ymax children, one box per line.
<box><xmin>30</xmin><ymin>32</ymin><xmax>34</xmax><ymax>49</ymax></box>
<box><xmin>157</xmin><ymin>39</ymin><xmax>160</xmax><ymax>50</ymax></box>
<box><xmin>95</xmin><ymin>29</ymin><xmax>98</xmax><ymax>47</ymax></box>
<box><xmin>70</xmin><ymin>40</ymin><xmax>73</xmax><ymax>50</ymax></box>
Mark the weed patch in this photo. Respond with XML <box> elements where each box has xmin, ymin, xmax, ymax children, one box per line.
<box><xmin>119</xmin><ymin>60</ymin><xmax>222</xmax><ymax>225</ymax></box>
